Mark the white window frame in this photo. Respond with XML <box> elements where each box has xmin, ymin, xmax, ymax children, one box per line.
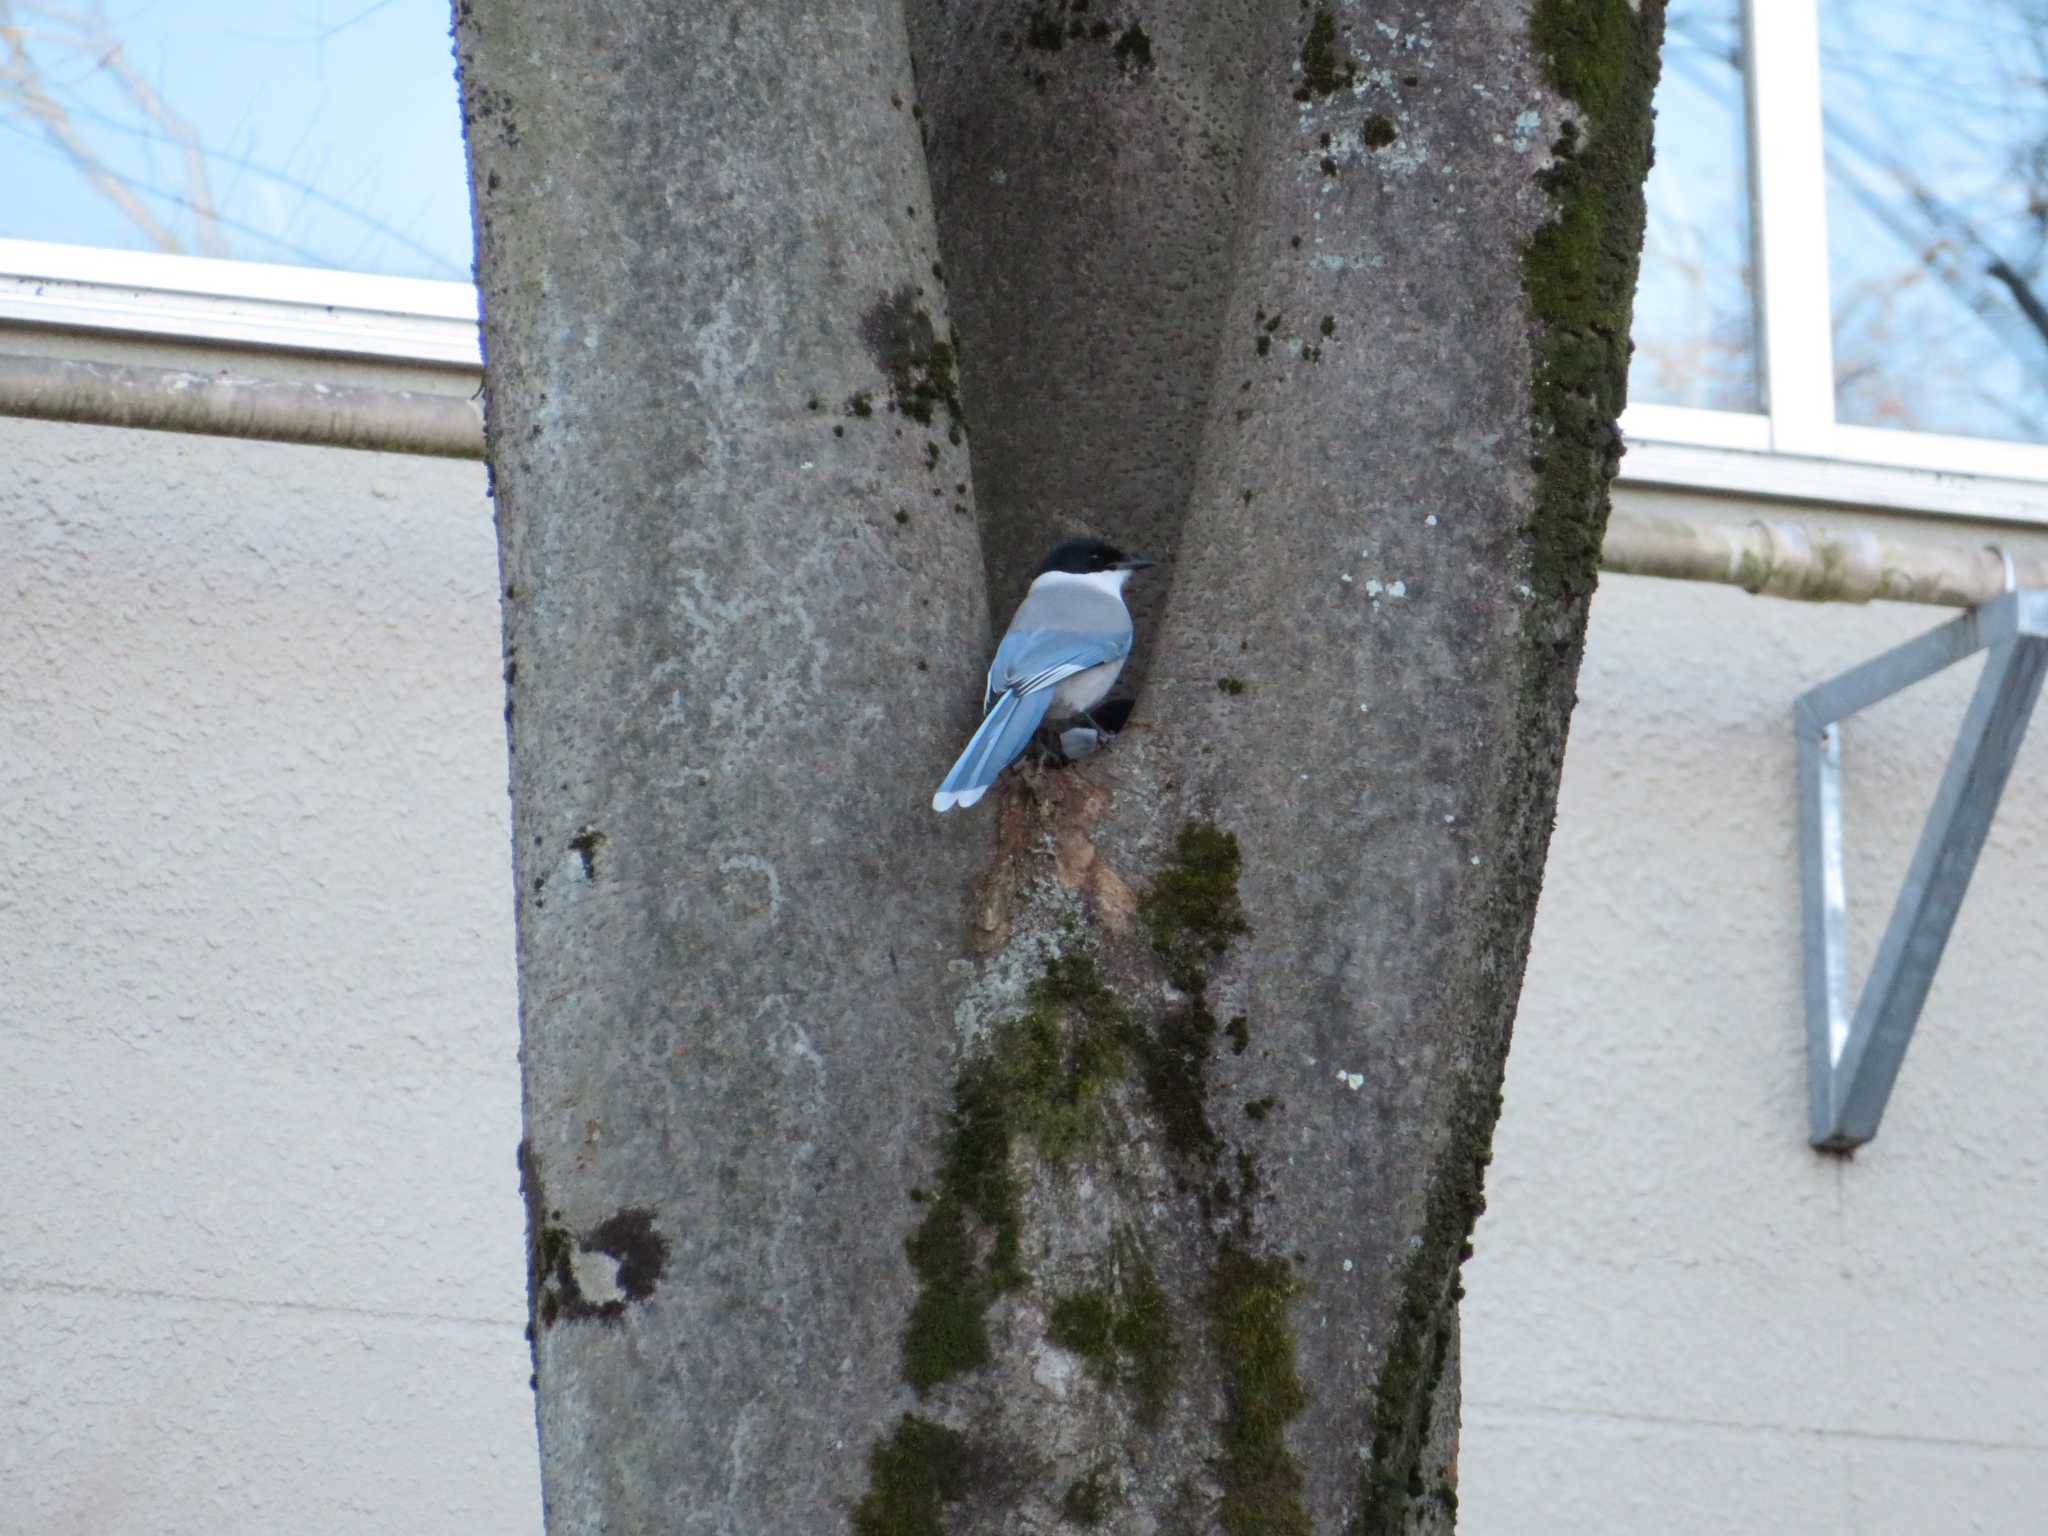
<box><xmin>1618</xmin><ymin>0</ymin><xmax>2048</xmax><ymax>525</ymax></box>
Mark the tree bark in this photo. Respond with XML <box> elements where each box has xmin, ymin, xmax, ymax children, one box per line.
<box><xmin>453</xmin><ymin>3</ymin><xmax>994</xmax><ymax>1530</ymax></box>
<box><xmin>456</xmin><ymin>0</ymin><xmax>1664</xmax><ymax>1531</ymax></box>
<box><xmin>902</xmin><ymin>0</ymin><xmax>1265</xmax><ymax>682</ymax></box>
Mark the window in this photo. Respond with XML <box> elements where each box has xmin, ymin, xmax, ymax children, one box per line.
<box><xmin>1628</xmin><ymin>0</ymin><xmax>1757</xmax><ymax>415</ymax></box>
<box><xmin>0</xmin><ymin>0</ymin><xmax>475</xmax><ymax>362</ymax></box>
<box><xmin>1625</xmin><ymin>0</ymin><xmax>2048</xmax><ymax>515</ymax></box>
<box><xmin>4</xmin><ymin>0</ymin><xmax>470</xmax><ymax>277</ymax></box>
<box><xmin>2</xmin><ymin>0</ymin><xmax>2044</xmax><ymax>516</ymax></box>
<box><xmin>1821</xmin><ymin>0</ymin><xmax>2048</xmax><ymax>444</ymax></box>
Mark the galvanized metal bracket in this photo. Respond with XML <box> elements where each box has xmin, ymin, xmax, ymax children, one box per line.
<box><xmin>1798</xmin><ymin>589</ymin><xmax>2048</xmax><ymax>1151</ymax></box>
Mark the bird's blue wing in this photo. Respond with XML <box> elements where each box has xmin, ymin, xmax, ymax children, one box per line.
<box><xmin>983</xmin><ymin>627</ymin><xmax>1132</xmax><ymax>709</ymax></box>
<box><xmin>939</xmin><ymin>629</ymin><xmax>1133</xmax><ymax>812</ymax></box>
<box><xmin>933</xmin><ymin>688</ymin><xmax>1057</xmax><ymax>811</ymax></box>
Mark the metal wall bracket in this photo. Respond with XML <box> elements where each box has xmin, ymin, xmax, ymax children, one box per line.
<box><xmin>1798</xmin><ymin>589</ymin><xmax>2048</xmax><ymax>1151</ymax></box>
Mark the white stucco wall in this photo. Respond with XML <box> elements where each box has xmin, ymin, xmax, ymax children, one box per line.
<box><xmin>4</xmin><ymin>399</ymin><xmax>2044</xmax><ymax>1532</ymax></box>
<box><xmin>1462</xmin><ymin>495</ymin><xmax>2048</xmax><ymax>1534</ymax></box>
<box><xmin>0</xmin><ymin>411</ymin><xmax>539</xmax><ymax>1535</ymax></box>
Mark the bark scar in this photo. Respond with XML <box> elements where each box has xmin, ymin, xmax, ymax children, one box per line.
<box><xmin>973</xmin><ymin>765</ymin><xmax>1135</xmax><ymax>954</ymax></box>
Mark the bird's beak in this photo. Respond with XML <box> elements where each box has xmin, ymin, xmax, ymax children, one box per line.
<box><xmin>1117</xmin><ymin>555</ymin><xmax>1157</xmax><ymax>571</ymax></box>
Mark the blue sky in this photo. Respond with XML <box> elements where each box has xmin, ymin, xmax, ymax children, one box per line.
<box><xmin>2</xmin><ymin>0</ymin><xmax>473</xmax><ymax>279</ymax></box>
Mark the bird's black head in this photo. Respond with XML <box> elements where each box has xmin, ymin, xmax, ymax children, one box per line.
<box><xmin>1035</xmin><ymin>537</ymin><xmax>1156</xmax><ymax>577</ymax></box>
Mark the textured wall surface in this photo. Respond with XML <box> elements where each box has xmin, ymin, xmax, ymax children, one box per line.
<box><xmin>5</xmin><ymin>400</ymin><xmax>2047</xmax><ymax>1536</ymax></box>
<box><xmin>1463</xmin><ymin>491</ymin><xmax>2048</xmax><ymax>1533</ymax></box>
<box><xmin>0</xmin><ymin>408</ymin><xmax>540</xmax><ymax>1535</ymax></box>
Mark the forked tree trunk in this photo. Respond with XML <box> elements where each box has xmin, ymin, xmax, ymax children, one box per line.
<box><xmin>453</xmin><ymin>2</ymin><xmax>1664</xmax><ymax>1532</ymax></box>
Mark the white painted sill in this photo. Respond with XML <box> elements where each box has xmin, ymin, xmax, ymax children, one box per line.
<box><xmin>3</xmin><ymin>241</ymin><xmax>2046</xmax><ymax>529</ymax></box>
<box><xmin>1620</xmin><ymin>404</ymin><xmax>2048</xmax><ymax>529</ymax></box>
<box><xmin>0</xmin><ymin>240</ymin><xmax>480</xmax><ymax>369</ymax></box>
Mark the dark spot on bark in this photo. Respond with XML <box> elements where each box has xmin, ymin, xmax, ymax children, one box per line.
<box><xmin>862</xmin><ymin>287</ymin><xmax>966</xmax><ymax>433</ymax></box>
<box><xmin>1024</xmin><ymin>5</ymin><xmax>1066</xmax><ymax>50</ymax></box>
<box><xmin>583</xmin><ymin>1208</ymin><xmax>669</xmax><ymax>1301</ymax></box>
<box><xmin>1296</xmin><ymin>8</ymin><xmax>1355</xmax><ymax>100</ymax></box>
<box><xmin>569</xmin><ymin>828</ymin><xmax>604</xmax><ymax>880</ymax></box>
<box><xmin>518</xmin><ymin>1143</ymin><xmax>669</xmax><ymax>1331</ymax></box>
<box><xmin>1062</xmin><ymin>1468</ymin><xmax>1115</xmax><ymax>1525</ymax></box>
<box><xmin>1363</xmin><ymin>113</ymin><xmax>1398</xmax><ymax>149</ymax></box>
<box><xmin>1113</xmin><ymin>22</ymin><xmax>1153</xmax><ymax>75</ymax></box>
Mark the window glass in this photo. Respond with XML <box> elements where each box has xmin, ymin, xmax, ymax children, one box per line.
<box><xmin>1629</xmin><ymin>0</ymin><xmax>1759</xmax><ymax>414</ymax></box>
<box><xmin>1</xmin><ymin>0</ymin><xmax>472</xmax><ymax>282</ymax></box>
<box><xmin>1822</xmin><ymin>0</ymin><xmax>2048</xmax><ymax>442</ymax></box>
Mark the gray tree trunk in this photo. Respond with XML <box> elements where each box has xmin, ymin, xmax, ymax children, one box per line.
<box><xmin>454</xmin><ymin>2</ymin><xmax>1663</xmax><ymax>1533</ymax></box>
<box><xmin>901</xmin><ymin>0</ymin><xmax>1263</xmax><ymax>683</ymax></box>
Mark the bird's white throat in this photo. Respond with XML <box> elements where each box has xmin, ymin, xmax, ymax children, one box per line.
<box><xmin>1031</xmin><ymin>567</ymin><xmax>1134</xmax><ymax>597</ymax></box>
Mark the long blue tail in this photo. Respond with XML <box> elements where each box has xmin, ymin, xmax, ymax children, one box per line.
<box><xmin>932</xmin><ymin>689</ymin><xmax>1055</xmax><ymax>811</ymax></box>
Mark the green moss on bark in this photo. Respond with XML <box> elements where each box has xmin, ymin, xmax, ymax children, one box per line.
<box><xmin>878</xmin><ymin>821</ymin><xmax>1299</xmax><ymax>1527</ymax></box>
<box><xmin>1048</xmin><ymin>1287</ymin><xmax>1117</xmax><ymax>1359</ymax></box>
<box><xmin>1351</xmin><ymin>1113</ymin><xmax>1492</xmax><ymax>1531</ymax></box>
<box><xmin>1210</xmin><ymin>1246</ymin><xmax>1311</xmax><ymax>1536</ymax></box>
<box><xmin>1134</xmin><ymin>997</ymin><xmax>1223</xmax><ymax>1168</ymax></box>
<box><xmin>1140</xmin><ymin>822</ymin><xmax>1251</xmax><ymax>992</ymax></box>
<box><xmin>1520</xmin><ymin>0</ymin><xmax>1666</xmax><ymax>610</ymax></box>
<box><xmin>1047</xmin><ymin>1239</ymin><xmax>1180</xmax><ymax>1426</ymax></box>
<box><xmin>1010</xmin><ymin>953</ymin><xmax>1134</xmax><ymax>1162</ymax></box>
<box><xmin>901</xmin><ymin>952</ymin><xmax>1132</xmax><ymax>1391</ymax></box>
<box><xmin>1061</xmin><ymin>1465</ymin><xmax>1115</xmax><ymax>1525</ymax></box>
<box><xmin>1133</xmin><ymin>822</ymin><xmax>1308</xmax><ymax>1523</ymax></box>
<box><xmin>1129</xmin><ymin>823</ymin><xmax>1251</xmax><ymax>1174</ymax></box>
<box><xmin>861</xmin><ymin>286</ymin><xmax>967</xmax><ymax>438</ymax></box>
<box><xmin>851</xmin><ymin>1415</ymin><xmax>974</xmax><ymax>1536</ymax></box>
